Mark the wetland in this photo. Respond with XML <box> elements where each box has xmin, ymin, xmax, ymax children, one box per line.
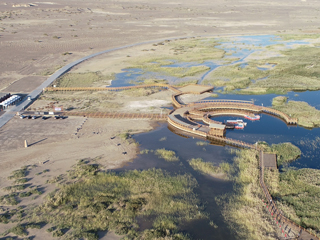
<box><xmin>2</xmin><ymin>34</ymin><xmax>320</xmax><ymax>240</ymax></box>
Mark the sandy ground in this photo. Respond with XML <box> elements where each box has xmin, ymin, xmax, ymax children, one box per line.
<box><xmin>0</xmin><ymin>117</ymin><xmax>155</xmax><ymax>239</ymax></box>
<box><xmin>1</xmin><ymin>0</ymin><xmax>320</xmax><ymax>238</ymax></box>
<box><xmin>1</xmin><ymin>0</ymin><xmax>320</xmax><ymax>91</ymax></box>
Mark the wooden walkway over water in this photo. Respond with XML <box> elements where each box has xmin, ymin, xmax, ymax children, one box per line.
<box><xmin>32</xmin><ymin>83</ymin><xmax>317</xmax><ymax>239</ymax></box>
<box><xmin>167</xmin><ymin>88</ymin><xmax>317</xmax><ymax>240</ymax></box>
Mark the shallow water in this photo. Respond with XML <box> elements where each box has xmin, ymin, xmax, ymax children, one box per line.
<box><xmin>109</xmin><ymin>34</ymin><xmax>312</xmax><ymax>88</ymax></box>
<box><xmin>117</xmin><ymin>124</ymin><xmax>237</xmax><ymax>240</ymax></box>
<box><xmin>109</xmin><ymin>34</ymin><xmax>320</xmax><ymax>239</ymax></box>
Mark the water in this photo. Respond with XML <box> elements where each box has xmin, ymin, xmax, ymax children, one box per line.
<box><xmin>108</xmin><ymin>34</ymin><xmax>320</xmax><ymax>239</ymax></box>
<box><xmin>109</xmin><ymin>35</ymin><xmax>312</xmax><ymax>88</ymax></box>
<box><xmin>117</xmin><ymin>124</ymin><xmax>237</xmax><ymax>240</ymax></box>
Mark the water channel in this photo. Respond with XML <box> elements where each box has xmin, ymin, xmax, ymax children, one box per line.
<box><xmin>112</xmin><ymin>35</ymin><xmax>320</xmax><ymax>239</ymax></box>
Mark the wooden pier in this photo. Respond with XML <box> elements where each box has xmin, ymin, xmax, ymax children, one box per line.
<box><xmin>167</xmin><ymin>87</ymin><xmax>316</xmax><ymax>240</ymax></box>
<box><xmin>35</xmin><ymin>83</ymin><xmax>317</xmax><ymax>239</ymax></box>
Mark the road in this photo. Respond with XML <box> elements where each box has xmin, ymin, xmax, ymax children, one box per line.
<box><xmin>0</xmin><ymin>36</ymin><xmax>188</xmax><ymax>129</ymax></box>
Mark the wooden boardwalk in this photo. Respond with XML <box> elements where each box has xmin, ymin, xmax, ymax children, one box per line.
<box><xmin>31</xmin><ymin>83</ymin><xmax>317</xmax><ymax>239</ymax></box>
<box><xmin>44</xmin><ymin>84</ymin><xmax>181</xmax><ymax>93</ymax></box>
<box><xmin>61</xmin><ymin>111</ymin><xmax>167</xmax><ymax>120</ymax></box>
<box><xmin>167</xmin><ymin>93</ymin><xmax>317</xmax><ymax>240</ymax></box>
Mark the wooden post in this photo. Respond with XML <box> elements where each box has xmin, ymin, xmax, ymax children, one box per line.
<box><xmin>24</xmin><ymin>140</ymin><xmax>28</xmax><ymax>148</ymax></box>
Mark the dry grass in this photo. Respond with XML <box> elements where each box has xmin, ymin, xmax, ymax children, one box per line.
<box><xmin>28</xmin><ymin>163</ymin><xmax>203</xmax><ymax>240</ymax></box>
<box><xmin>54</xmin><ymin>72</ymin><xmax>113</xmax><ymax>87</ymax></box>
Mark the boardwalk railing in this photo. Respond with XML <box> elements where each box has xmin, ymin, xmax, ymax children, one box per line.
<box><xmin>44</xmin><ymin>84</ymin><xmax>181</xmax><ymax>93</ymax></box>
<box><xmin>190</xmin><ymin>102</ymin><xmax>297</xmax><ymax>125</ymax></box>
<box><xmin>60</xmin><ymin>111</ymin><xmax>167</xmax><ymax>120</ymax></box>
<box><xmin>168</xmin><ymin>99</ymin><xmax>317</xmax><ymax>239</ymax></box>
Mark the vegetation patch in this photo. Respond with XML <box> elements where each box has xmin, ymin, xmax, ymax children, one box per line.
<box><xmin>259</xmin><ymin>142</ymin><xmax>301</xmax><ymax>167</ymax></box>
<box><xmin>272</xmin><ymin>99</ymin><xmax>320</xmax><ymax>128</ymax></box>
<box><xmin>278</xmin><ymin>34</ymin><xmax>320</xmax><ymax>41</ymax></box>
<box><xmin>203</xmin><ymin>62</ymin><xmax>267</xmax><ymax>91</ymax></box>
<box><xmin>188</xmin><ymin>158</ymin><xmax>230</xmax><ymax>178</ymax></box>
<box><xmin>122</xmin><ymin>87</ymin><xmax>162</xmax><ymax>97</ymax></box>
<box><xmin>271</xmin><ymin>96</ymin><xmax>288</xmax><ymax>106</ymax></box>
<box><xmin>267</xmin><ymin>168</ymin><xmax>320</xmax><ymax>236</ymax></box>
<box><xmin>204</xmin><ymin>44</ymin><xmax>320</xmax><ymax>94</ymax></box>
<box><xmin>7</xmin><ymin>166</ymin><xmax>28</xmax><ymax>180</ymax></box>
<box><xmin>196</xmin><ymin>141</ymin><xmax>208</xmax><ymax>146</ymax></box>
<box><xmin>155</xmin><ymin>148</ymin><xmax>179</xmax><ymax>162</ymax></box>
<box><xmin>250</xmin><ymin>46</ymin><xmax>320</xmax><ymax>93</ymax></box>
<box><xmin>217</xmin><ymin>149</ymin><xmax>280</xmax><ymax>240</ymax></box>
<box><xmin>54</xmin><ymin>72</ymin><xmax>112</xmax><ymax>87</ymax></box>
<box><xmin>133</xmin><ymin>78</ymin><xmax>168</xmax><ymax>85</ymax></box>
<box><xmin>31</xmin><ymin>168</ymin><xmax>203</xmax><ymax>239</ymax></box>
<box><xmin>127</xmin><ymin>38</ymin><xmax>224</xmax><ymax>78</ymax></box>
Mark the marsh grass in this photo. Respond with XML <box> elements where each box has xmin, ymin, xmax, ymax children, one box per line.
<box><xmin>271</xmin><ymin>96</ymin><xmax>288</xmax><ymax>106</ymax></box>
<box><xmin>54</xmin><ymin>72</ymin><xmax>113</xmax><ymax>87</ymax></box>
<box><xmin>251</xmin><ymin>46</ymin><xmax>320</xmax><ymax>92</ymax></box>
<box><xmin>68</xmin><ymin>159</ymin><xmax>99</xmax><ymax>179</ymax></box>
<box><xmin>127</xmin><ymin>38</ymin><xmax>224</xmax><ymax>78</ymax></box>
<box><xmin>134</xmin><ymin>78</ymin><xmax>168</xmax><ymax>85</ymax></box>
<box><xmin>272</xmin><ymin>100</ymin><xmax>320</xmax><ymax>128</ymax></box>
<box><xmin>203</xmin><ymin>62</ymin><xmax>268</xmax><ymax>90</ymax></box>
<box><xmin>278</xmin><ymin>34</ymin><xmax>320</xmax><ymax>41</ymax></box>
<box><xmin>205</xmin><ymin>45</ymin><xmax>320</xmax><ymax>94</ymax></box>
<box><xmin>31</xmin><ymin>168</ymin><xmax>203</xmax><ymax>239</ymax></box>
<box><xmin>216</xmin><ymin>149</ymin><xmax>280</xmax><ymax>240</ymax></box>
<box><xmin>188</xmin><ymin>158</ymin><xmax>230</xmax><ymax>177</ymax></box>
<box><xmin>274</xmin><ymin>168</ymin><xmax>320</xmax><ymax>233</ymax></box>
<box><xmin>196</xmin><ymin>141</ymin><xmax>208</xmax><ymax>146</ymax></box>
<box><xmin>155</xmin><ymin>148</ymin><xmax>179</xmax><ymax>162</ymax></box>
<box><xmin>258</xmin><ymin>142</ymin><xmax>301</xmax><ymax>167</ymax></box>
<box><xmin>174</xmin><ymin>80</ymin><xmax>198</xmax><ymax>87</ymax></box>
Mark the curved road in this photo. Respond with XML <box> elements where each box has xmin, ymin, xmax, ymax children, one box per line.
<box><xmin>0</xmin><ymin>36</ymin><xmax>188</xmax><ymax>129</ymax></box>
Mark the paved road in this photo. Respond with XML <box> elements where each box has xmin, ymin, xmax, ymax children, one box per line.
<box><xmin>0</xmin><ymin>36</ymin><xmax>187</xmax><ymax>129</ymax></box>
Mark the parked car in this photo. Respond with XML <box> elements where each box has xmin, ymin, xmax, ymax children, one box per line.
<box><xmin>42</xmin><ymin>116</ymin><xmax>48</xmax><ymax>120</ymax></box>
<box><xmin>20</xmin><ymin>115</ymin><xmax>26</xmax><ymax>119</ymax></box>
<box><xmin>32</xmin><ymin>115</ymin><xmax>37</xmax><ymax>119</ymax></box>
<box><xmin>54</xmin><ymin>115</ymin><xmax>60</xmax><ymax>119</ymax></box>
<box><xmin>27</xmin><ymin>115</ymin><xmax>32</xmax><ymax>119</ymax></box>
